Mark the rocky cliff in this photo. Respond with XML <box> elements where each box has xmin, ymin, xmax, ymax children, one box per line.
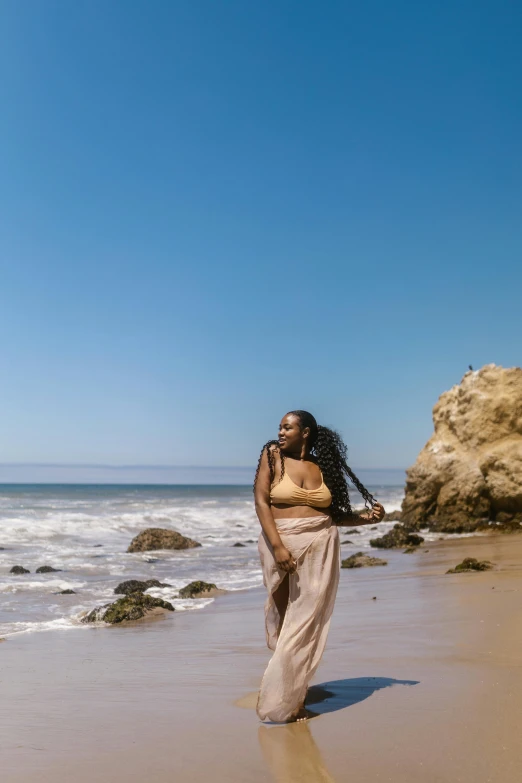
<box><xmin>401</xmin><ymin>364</ymin><xmax>522</xmax><ymax>532</ymax></box>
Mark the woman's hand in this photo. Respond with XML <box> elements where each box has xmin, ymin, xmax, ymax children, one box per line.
<box><xmin>273</xmin><ymin>544</ymin><xmax>297</xmax><ymax>573</ymax></box>
<box><xmin>358</xmin><ymin>503</ymin><xmax>385</xmax><ymax>523</ymax></box>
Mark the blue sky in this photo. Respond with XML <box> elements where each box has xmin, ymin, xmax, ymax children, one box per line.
<box><xmin>1</xmin><ymin>0</ymin><xmax>521</xmax><ymax>477</ymax></box>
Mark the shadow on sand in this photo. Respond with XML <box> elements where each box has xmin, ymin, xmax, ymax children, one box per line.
<box><xmin>305</xmin><ymin>676</ymin><xmax>419</xmax><ymax>716</ymax></box>
<box><xmin>258</xmin><ymin>677</ymin><xmax>419</xmax><ymax>783</ymax></box>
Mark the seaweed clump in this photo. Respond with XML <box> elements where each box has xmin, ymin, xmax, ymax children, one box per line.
<box><xmin>81</xmin><ymin>593</ymin><xmax>174</xmax><ymax>624</ymax></box>
<box><xmin>446</xmin><ymin>558</ymin><xmax>493</xmax><ymax>574</ymax></box>
<box><xmin>178</xmin><ymin>580</ymin><xmax>222</xmax><ymax>598</ymax></box>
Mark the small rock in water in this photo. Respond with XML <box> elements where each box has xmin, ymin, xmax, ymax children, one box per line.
<box><xmin>370</xmin><ymin>526</ymin><xmax>378</xmax><ymax>530</ymax></box>
<box><xmin>114</xmin><ymin>579</ymin><xmax>171</xmax><ymax>596</ymax></box>
<box><xmin>341</xmin><ymin>540</ymin><xmax>354</xmax><ymax>544</ymax></box>
<box><xmin>82</xmin><ymin>593</ymin><xmax>174</xmax><ymax>625</ymax></box>
<box><xmin>342</xmin><ymin>552</ymin><xmax>388</xmax><ymax>569</ymax></box>
<box><xmin>244</xmin><ymin>539</ymin><xmax>255</xmax><ymax>543</ymax></box>
<box><xmin>232</xmin><ymin>542</ymin><xmax>246</xmax><ymax>547</ymax></box>
<box><xmin>178</xmin><ymin>580</ymin><xmax>225</xmax><ymax>599</ymax></box>
<box><xmin>36</xmin><ymin>566</ymin><xmax>62</xmax><ymax>573</ymax></box>
<box><xmin>10</xmin><ymin>566</ymin><xmax>30</xmax><ymax>574</ymax></box>
<box><xmin>372</xmin><ymin>596</ymin><xmax>377</xmax><ymax>600</ymax></box>
<box><xmin>59</xmin><ymin>589</ymin><xmax>76</xmax><ymax>595</ymax></box>
<box><xmin>446</xmin><ymin>557</ymin><xmax>493</xmax><ymax>574</ymax></box>
<box><xmin>127</xmin><ymin>528</ymin><xmax>201</xmax><ymax>553</ymax></box>
<box><xmin>92</xmin><ymin>544</ymin><xmax>103</xmax><ymax>548</ymax></box>
<box><xmin>403</xmin><ymin>546</ymin><xmax>418</xmax><ymax>554</ymax></box>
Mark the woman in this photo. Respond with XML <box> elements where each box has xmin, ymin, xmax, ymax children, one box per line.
<box><xmin>254</xmin><ymin>410</ymin><xmax>385</xmax><ymax>723</ymax></box>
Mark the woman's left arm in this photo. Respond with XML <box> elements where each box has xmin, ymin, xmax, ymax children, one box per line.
<box><xmin>336</xmin><ymin>502</ymin><xmax>385</xmax><ymax>527</ymax></box>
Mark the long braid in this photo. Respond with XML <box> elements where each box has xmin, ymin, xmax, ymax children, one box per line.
<box><xmin>253</xmin><ymin>412</ymin><xmax>376</xmax><ymax>524</ymax></box>
<box><xmin>253</xmin><ymin>440</ymin><xmax>285</xmax><ymax>488</ymax></box>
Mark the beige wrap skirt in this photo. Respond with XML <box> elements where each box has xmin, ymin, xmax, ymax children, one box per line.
<box><xmin>256</xmin><ymin>515</ymin><xmax>340</xmax><ymax>722</ymax></box>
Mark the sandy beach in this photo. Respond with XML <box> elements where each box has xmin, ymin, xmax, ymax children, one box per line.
<box><xmin>2</xmin><ymin>532</ymin><xmax>522</xmax><ymax>783</ymax></box>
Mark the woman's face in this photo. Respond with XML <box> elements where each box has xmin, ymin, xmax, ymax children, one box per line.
<box><xmin>278</xmin><ymin>413</ymin><xmax>309</xmax><ymax>453</ymax></box>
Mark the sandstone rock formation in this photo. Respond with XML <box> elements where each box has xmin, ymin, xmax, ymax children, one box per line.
<box><xmin>401</xmin><ymin>364</ymin><xmax>522</xmax><ymax>533</ymax></box>
<box><xmin>127</xmin><ymin>528</ymin><xmax>201</xmax><ymax>553</ymax></box>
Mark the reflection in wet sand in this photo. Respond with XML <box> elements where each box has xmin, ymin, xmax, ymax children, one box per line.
<box><xmin>258</xmin><ymin>722</ymin><xmax>336</xmax><ymax>783</ymax></box>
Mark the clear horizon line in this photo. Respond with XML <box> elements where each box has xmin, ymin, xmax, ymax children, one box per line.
<box><xmin>0</xmin><ymin>462</ymin><xmax>406</xmax><ymax>471</ymax></box>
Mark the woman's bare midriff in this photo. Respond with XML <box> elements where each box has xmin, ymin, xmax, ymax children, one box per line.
<box><xmin>271</xmin><ymin>504</ymin><xmax>331</xmax><ymax>519</ymax></box>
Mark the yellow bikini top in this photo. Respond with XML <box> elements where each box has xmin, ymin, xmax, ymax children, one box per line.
<box><xmin>270</xmin><ymin>469</ymin><xmax>332</xmax><ymax>508</ymax></box>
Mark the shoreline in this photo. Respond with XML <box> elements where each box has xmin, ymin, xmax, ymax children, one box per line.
<box><xmin>3</xmin><ymin>532</ymin><xmax>522</xmax><ymax>782</ymax></box>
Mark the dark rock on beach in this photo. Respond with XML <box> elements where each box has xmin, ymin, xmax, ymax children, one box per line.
<box><xmin>232</xmin><ymin>542</ymin><xmax>246</xmax><ymax>547</ymax></box>
<box><xmin>178</xmin><ymin>580</ymin><xmax>225</xmax><ymax>599</ymax></box>
<box><xmin>341</xmin><ymin>540</ymin><xmax>354</xmax><ymax>544</ymax></box>
<box><xmin>59</xmin><ymin>589</ymin><xmax>76</xmax><ymax>594</ymax></box>
<box><xmin>342</xmin><ymin>552</ymin><xmax>388</xmax><ymax>568</ymax></box>
<box><xmin>114</xmin><ymin>579</ymin><xmax>171</xmax><ymax>595</ymax></box>
<box><xmin>10</xmin><ymin>566</ymin><xmax>30</xmax><ymax>574</ymax></box>
<box><xmin>36</xmin><ymin>566</ymin><xmax>62</xmax><ymax>573</ymax></box>
<box><xmin>446</xmin><ymin>557</ymin><xmax>493</xmax><ymax>574</ymax></box>
<box><xmin>370</xmin><ymin>524</ymin><xmax>424</xmax><ymax>549</ymax></box>
<box><xmin>127</xmin><ymin>528</ymin><xmax>201</xmax><ymax>553</ymax></box>
<box><xmin>81</xmin><ymin>593</ymin><xmax>175</xmax><ymax>625</ymax></box>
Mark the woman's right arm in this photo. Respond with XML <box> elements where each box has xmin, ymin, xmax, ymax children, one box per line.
<box><xmin>254</xmin><ymin>446</ymin><xmax>296</xmax><ymax>573</ymax></box>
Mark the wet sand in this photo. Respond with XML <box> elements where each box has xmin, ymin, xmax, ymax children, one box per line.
<box><xmin>2</xmin><ymin>533</ymin><xmax>522</xmax><ymax>782</ymax></box>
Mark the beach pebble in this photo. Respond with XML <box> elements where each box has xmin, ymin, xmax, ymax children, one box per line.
<box><xmin>10</xmin><ymin>566</ymin><xmax>30</xmax><ymax>574</ymax></box>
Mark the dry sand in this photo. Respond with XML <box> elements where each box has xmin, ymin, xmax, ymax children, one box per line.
<box><xmin>2</xmin><ymin>533</ymin><xmax>522</xmax><ymax>782</ymax></box>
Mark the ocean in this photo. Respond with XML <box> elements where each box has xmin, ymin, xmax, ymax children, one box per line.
<box><xmin>0</xmin><ymin>473</ymin><xmax>408</xmax><ymax>638</ymax></box>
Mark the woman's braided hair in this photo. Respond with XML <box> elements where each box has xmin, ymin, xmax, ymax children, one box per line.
<box><xmin>253</xmin><ymin>410</ymin><xmax>376</xmax><ymax>524</ymax></box>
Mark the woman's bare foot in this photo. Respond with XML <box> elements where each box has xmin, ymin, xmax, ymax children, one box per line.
<box><xmin>287</xmin><ymin>702</ymin><xmax>313</xmax><ymax>722</ymax></box>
